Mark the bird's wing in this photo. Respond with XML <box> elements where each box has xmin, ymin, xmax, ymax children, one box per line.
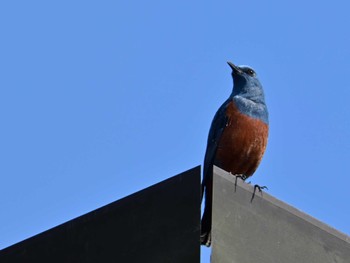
<box><xmin>202</xmin><ymin>99</ymin><xmax>230</xmax><ymax>187</ymax></box>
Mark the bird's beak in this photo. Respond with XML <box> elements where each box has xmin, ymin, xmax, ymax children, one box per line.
<box><xmin>227</xmin><ymin>61</ymin><xmax>241</xmax><ymax>74</ymax></box>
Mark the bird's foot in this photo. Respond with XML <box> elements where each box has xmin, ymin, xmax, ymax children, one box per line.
<box><xmin>232</xmin><ymin>174</ymin><xmax>247</xmax><ymax>191</ymax></box>
<box><xmin>251</xmin><ymin>184</ymin><xmax>268</xmax><ymax>202</ymax></box>
<box><xmin>254</xmin><ymin>184</ymin><xmax>268</xmax><ymax>192</ymax></box>
<box><xmin>235</xmin><ymin>174</ymin><xmax>248</xmax><ymax>181</ymax></box>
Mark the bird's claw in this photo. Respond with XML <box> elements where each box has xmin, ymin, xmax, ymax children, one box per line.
<box><xmin>233</xmin><ymin>174</ymin><xmax>247</xmax><ymax>191</ymax></box>
<box><xmin>251</xmin><ymin>184</ymin><xmax>268</xmax><ymax>202</ymax></box>
<box><xmin>254</xmin><ymin>184</ymin><xmax>268</xmax><ymax>192</ymax></box>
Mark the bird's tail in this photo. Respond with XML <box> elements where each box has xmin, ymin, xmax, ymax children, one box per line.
<box><xmin>200</xmin><ymin>175</ymin><xmax>212</xmax><ymax>247</ymax></box>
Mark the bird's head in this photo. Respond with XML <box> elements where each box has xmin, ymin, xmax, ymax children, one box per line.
<box><xmin>228</xmin><ymin>61</ymin><xmax>257</xmax><ymax>79</ymax></box>
<box><xmin>227</xmin><ymin>61</ymin><xmax>265</xmax><ymax>104</ymax></box>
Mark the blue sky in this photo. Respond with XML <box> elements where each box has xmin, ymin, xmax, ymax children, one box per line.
<box><xmin>1</xmin><ymin>1</ymin><xmax>350</xmax><ymax>261</ymax></box>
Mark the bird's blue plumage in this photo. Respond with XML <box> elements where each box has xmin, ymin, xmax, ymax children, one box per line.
<box><xmin>230</xmin><ymin>66</ymin><xmax>268</xmax><ymax>124</ymax></box>
<box><xmin>202</xmin><ymin>98</ymin><xmax>230</xmax><ymax>188</ymax></box>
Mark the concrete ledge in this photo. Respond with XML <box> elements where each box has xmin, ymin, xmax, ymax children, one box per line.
<box><xmin>211</xmin><ymin>166</ymin><xmax>350</xmax><ymax>263</ymax></box>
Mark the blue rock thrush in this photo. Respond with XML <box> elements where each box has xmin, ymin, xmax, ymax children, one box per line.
<box><xmin>200</xmin><ymin>61</ymin><xmax>269</xmax><ymax>246</ymax></box>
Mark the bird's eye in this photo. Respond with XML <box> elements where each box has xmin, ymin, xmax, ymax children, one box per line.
<box><xmin>247</xmin><ymin>69</ymin><xmax>255</xmax><ymax>76</ymax></box>
<box><xmin>239</xmin><ymin>66</ymin><xmax>256</xmax><ymax>77</ymax></box>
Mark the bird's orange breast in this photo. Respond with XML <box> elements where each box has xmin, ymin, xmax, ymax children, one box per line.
<box><xmin>214</xmin><ymin>101</ymin><xmax>269</xmax><ymax>177</ymax></box>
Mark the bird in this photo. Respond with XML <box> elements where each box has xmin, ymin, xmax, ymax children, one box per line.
<box><xmin>200</xmin><ymin>61</ymin><xmax>269</xmax><ymax>246</ymax></box>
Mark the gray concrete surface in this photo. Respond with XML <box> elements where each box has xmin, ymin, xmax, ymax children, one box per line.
<box><xmin>211</xmin><ymin>166</ymin><xmax>350</xmax><ymax>263</ymax></box>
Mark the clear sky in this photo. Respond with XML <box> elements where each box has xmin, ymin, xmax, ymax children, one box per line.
<box><xmin>1</xmin><ymin>1</ymin><xmax>350</xmax><ymax>262</ymax></box>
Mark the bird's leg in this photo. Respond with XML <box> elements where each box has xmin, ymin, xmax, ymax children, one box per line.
<box><xmin>232</xmin><ymin>174</ymin><xmax>246</xmax><ymax>192</ymax></box>
<box><xmin>251</xmin><ymin>184</ymin><xmax>268</xmax><ymax>202</ymax></box>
